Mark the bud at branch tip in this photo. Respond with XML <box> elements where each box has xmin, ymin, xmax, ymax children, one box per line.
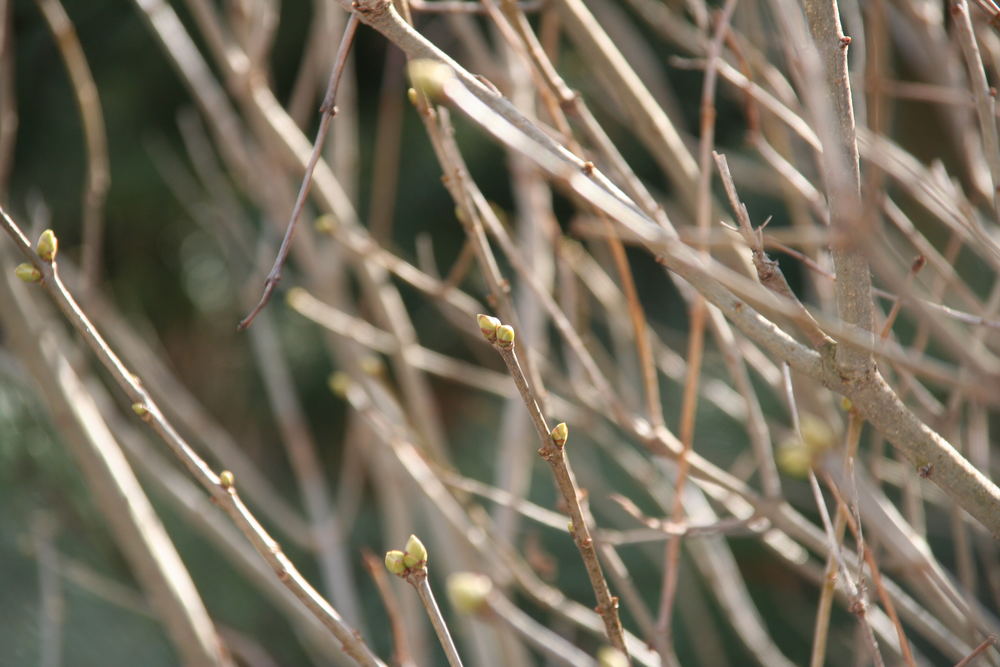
<box><xmin>477</xmin><ymin>314</ymin><xmax>501</xmax><ymax>342</ymax></box>
<box><xmin>385</xmin><ymin>550</ymin><xmax>406</xmax><ymax>576</ymax></box>
<box><xmin>496</xmin><ymin>324</ymin><xmax>515</xmax><ymax>348</ymax></box>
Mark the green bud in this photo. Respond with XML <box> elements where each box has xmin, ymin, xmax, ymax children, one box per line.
<box><xmin>402</xmin><ymin>536</ymin><xmax>426</xmax><ymax>571</ymax></box>
<box><xmin>36</xmin><ymin>229</ymin><xmax>58</xmax><ymax>262</ymax></box>
<box><xmin>495</xmin><ymin>324</ymin><xmax>515</xmax><ymax>348</ymax></box>
<box><xmin>407</xmin><ymin>87</ymin><xmax>418</xmax><ymax>107</ymax></box>
<box><xmin>840</xmin><ymin>396</ymin><xmax>853</xmax><ymax>411</ymax></box>
<box><xmin>313</xmin><ymin>214</ymin><xmax>336</xmax><ymax>234</ymax></box>
<box><xmin>776</xmin><ymin>436</ymin><xmax>811</xmax><ymax>478</ymax></box>
<box><xmin>328</xmin><ymin>372</ymin><xmax>352</xmax><ymax>397</ymax></box>
<box><xmin>131</xmin><ymin>402</ymin><xmax>150</xmax><ymax>420</ymax></box>
<box><xmin>218</xmin><ymin>470</ymin><xmax>235</xmax><ymax>489</ymax></box>
<box><xmin>14</xmin><ymin>263</ymin><xmax>41</xmax><ymax>283</ymax></box>
<box><xmin>800</xmin><ymin>415</ymin><xmax>834</xmax><ymax>455</ymax></box>
<box><xmin>407</xmin><ymin>59</ymin><xmax>454</xmax><ymax>102</ymax></box>
<box><xmin>360</xmin><ymin>356</ymin><xmax>384</xmax><ymax>377</ymax></box>
<box><xmin>447</xmin><ymin>572</ymin><xmax>492</xmax><ymax>614</ymax></box>
<box><xmin>597</xmin><ymin>647</ymin><xmax>629</xmax><ymax>667</ymax></box>
<box><xmin>404</xmin><ymin>534</ymin><xmax>427</xmax><ymax>564</ymax></box>
<box><xmin>385</xmin><ymin>550</ymin><xmax>407</xmax><ymax>576</ymax></box>
<box><xmin>550</xmin><ymin>422</ymin><xmax>568</xmax><ymax>447</ymax></box>
<box><xmin>476</xmin><ymin>314</ymin><xmax>501</xmax><ymax>342</ymax></box>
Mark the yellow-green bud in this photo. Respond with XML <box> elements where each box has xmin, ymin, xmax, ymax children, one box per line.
<box><xmin>15</xmin><ymin>263</ymin><xmax>41</xmax><ymax>283</ymax></box>
<box><xmin>551</xmin><ymin>422</ymin><xmax>568</xmax><ymax>447</ymax></box>
<box><xmin>800</xmin><ymin>415</ymin><xmax>834</xmax><ymax>455</ymax></box>
<box><xmin>476</xmin><ymin>314</ymin><xmax>501</xmax><ymax>342</ymax></box>
<box><xmin>360</xmin><ymin>355</ymin><xmax>384</xmax><ymax>377</ymax></box>
<box><xmin>36</xmin><ymin>229</ymin><xmax>58</xmax><ymax>262</ymax></box>
<box><xmin>777</xmin><ymin>436</ymin><xmax>811</xmax><ymax>478</ymax></box>
<box><xmin>407</xmin><ymin>59</ymin><xmax>454</xmax><ymax>102</ymax></box>
<box><xmin>402</xmin><ymin>534</ymin><xmax>427</xmax><ymax>570</ymax></box>
<box><xmin>131</xmin><ymin>402</ymin><xmax>150</xmax><ymax>420</ymax></box>
<box><xmin>407</xmin><ymin>87</ymin><xmax>418</xmax><ymax>107</ymax></box>
<box><xmin>840</xmin><ymin>396</ymin><xmax>853</xmax><ymax>411</ymax></box>
<box><xmin>385</xmin><ymin>550</ymin><xmax>407</xmax><ymax>576</ymax></box>
<box><xmin>446</xmin><ymin>572</ymin><xmax>492</xmax><ymax>614</ymax></box>
<box><xmin>219</xmin><ymin>470</ymin><xmax>235</xmax><ymax>489</ymax></box>
<box><xmin>495</xmin><ymin>324</ymin><xmax>515</xmax><ymax>348</ymax></box>
<box><xmin>314</xmin><ymin>214</ymin><xmax>336</xmax><ymax>234</ymax></box>
<box><xmin>597</xmin><ymin>647</ymin><xmax>629</xmax><ymax>667</ymax></box>
<box><xmin>328</xmin><ymin>372</ymin><xmax>352</xmax><ymax>397</ymax></box>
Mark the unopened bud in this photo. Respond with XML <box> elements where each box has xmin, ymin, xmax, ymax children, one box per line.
<box><xmin>550</xmin><ymin>422</ymin><xmax>568</xmax><ymax>447</ymax></box>
<box><xmin>385</xmin><ymin>550</ymin><xmax>406</xmax><ymax>576</ymax></box>
<box><xmin>407</xmin><ymin>60</ymin><xmax>454</xmax><ymax>102</ymax></box>
<box><xmin>15</xmin><ymin>263</ymin><xmax>41</xmax><ymax>283</ymax></box>
<box><xmin>328</xmin><ymin>372</ymin><xmax>352</xmax><ymax>398</ymax></box>
<box><xmin>219</xmin><ymin>470</ymin><xmax>235</xmax><ymax>489</ymax></box>
<box><xmin>597</xmin><ymin>647</ymin><xmax>629</xmax><ymax>667</ymax></box>
<box><xmin>314</xmin><ymin>214</ymin><xmax>336</xmax><ymax>234</ymax></box>
<box><xmin>777</xmin><ymin>437</ymin><xmax>811</xmax><ymax>478</ymax></box>
<box><xmin>495</xmin><ymin>324</ymin><xmax>515</xmax><ymax>348</ymax></box>
<box><xmin>447</xmin><ymin>572</ymin><xmax>492</xmax><ymax>614</ymax></box>
<box><xmin>476</xmin><ymin>314</ymin><xmax>501</xmax><ymax>342</ymax></box>
<box><xmin>402</xmin><ymin>534</ymin><xmax>427</xmax><ymax>570</ymax></box>
<box><xmin>36</xmin><ymin>229</ymin><xmax>58</xmax><ymax>262</ymax></box>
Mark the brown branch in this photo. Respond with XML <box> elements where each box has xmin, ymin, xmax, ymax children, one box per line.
<box><xmin>477</xmin><ymin>317</ymin><xmax>628</xmax><ymax>656</ymax></box>
<box><xmin>0</xmin><ymin>210</ymin><xmax>384</xmax><ymax>667</ymax></box>
<box><xmin>238</xmin><ymin>13</ymin><xmax>359</xmax><ymax>330</ymax></box>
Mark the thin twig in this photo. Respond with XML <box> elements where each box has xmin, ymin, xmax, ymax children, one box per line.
<box><xmin>411</xmin><ymin>573</ymin><xmax>463</xmax><ymax>667</ymax></box>
<box><xmin>34</xmin><ymin>0</ymin><xmax>109</xmax><ymax>296</ymax></box>
<box><xmin>362</xmin><ymin>551</ymin><xmax>416</xmax><ymax>667</ymax></box>
<box><xmin>238</xmin><ymin>13</ymin><xmax>359</xmax><ymax>330</ymax></box>
<box><xmin>480</xmin><ymin>318</ymin><xmax>628</xmax><ymax>656</ymax></box>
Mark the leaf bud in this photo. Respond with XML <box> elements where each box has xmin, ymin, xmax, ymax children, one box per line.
<box><xmin>218</xmin><ymin>470</ymin><xmax>235</xmax><ymax>489</ymax></box>
<box><xmin>15</xmin><ymin>263</ymin><xmax>41</xmax><ymax>283</ymax></box>
<box><xmin>550</xmin><ymin>422</ymin><xmax>568</xmax><ymax>447</ymax></box>
<box><xmin>402</xmin><ymin>534</ymin><xmax>427</xmax><ymax>570</ymax></box>
<box><xmin>597</xmin><ymin>647</ymin><xmax>629</xmax><ymax>667</ymax></box>
<box><xmin>385</xmin><ymin>550</ymin><xmax>407</xmax><ymax>576</ymax></box>
<box><xmin>407</xmin><ymin>59</ymin><xmax>454</xmax><ymax>102</ymax></box>
<box><xmin>328</xmin><ymin>372</ymin><xmax>352</xmax><ymax>398</ymax></box>
<box><xmin>446</xmin><ymin>572</ymin><xmax>492</xmax><ymax>614</ymax></box>
<box><xmin>495</xmin><ymin>324</ymin><xmax>515</xmax><ymax>348</ymax></box>
<box><xmin>36</xmin><ymin>229</ymin><xmax>58</xmax><ymax>262</ymax></box>
<box><xmin>476</xmin><ymin>314</ymin><xmax>501</xmax><ymax>342</ymax></box>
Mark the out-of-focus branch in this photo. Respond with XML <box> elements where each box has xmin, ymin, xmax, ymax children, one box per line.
<box><xmin>0</xmin><ymin>211</ymin><xmax>385</xmax><ymax>667</ymax></box>
<box><xmin>417</xmin><ymin>70</ymin><xmax>1000</xmax><ymax>537</ymax></box>
<box><xmin>34</xmin><ymin>0</ymin><xmax>110</xmax><ymax>296</ymax></box>
<box><xmin>0</xmin><ymin>257</ymin><xmax>232</xmax><ymax>667</ymax></box>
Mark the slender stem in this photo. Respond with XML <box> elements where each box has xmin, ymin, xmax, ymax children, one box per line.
<box><xmin>34</xmin><ymin>0</ymin><xmax>109</xmax><ymax>297</ymax></box>
<box><xmin>410</xmin><ymin>572</ymin><xmax>463</xmax><ymax>667</ymax></box>
<box><xmin>238</xmin><ymin>13</ymin><xmax>359</xmax><ymax>330</ymax></box>
<box><xmin>362</xmin><ymin>552</ymin><xmax>416</xmax><ymax>667</ymax></box>
<box><xmin>490</xmin><ymin>334</ymin><xmax>628</xmax><ymax>656</ymax></box>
